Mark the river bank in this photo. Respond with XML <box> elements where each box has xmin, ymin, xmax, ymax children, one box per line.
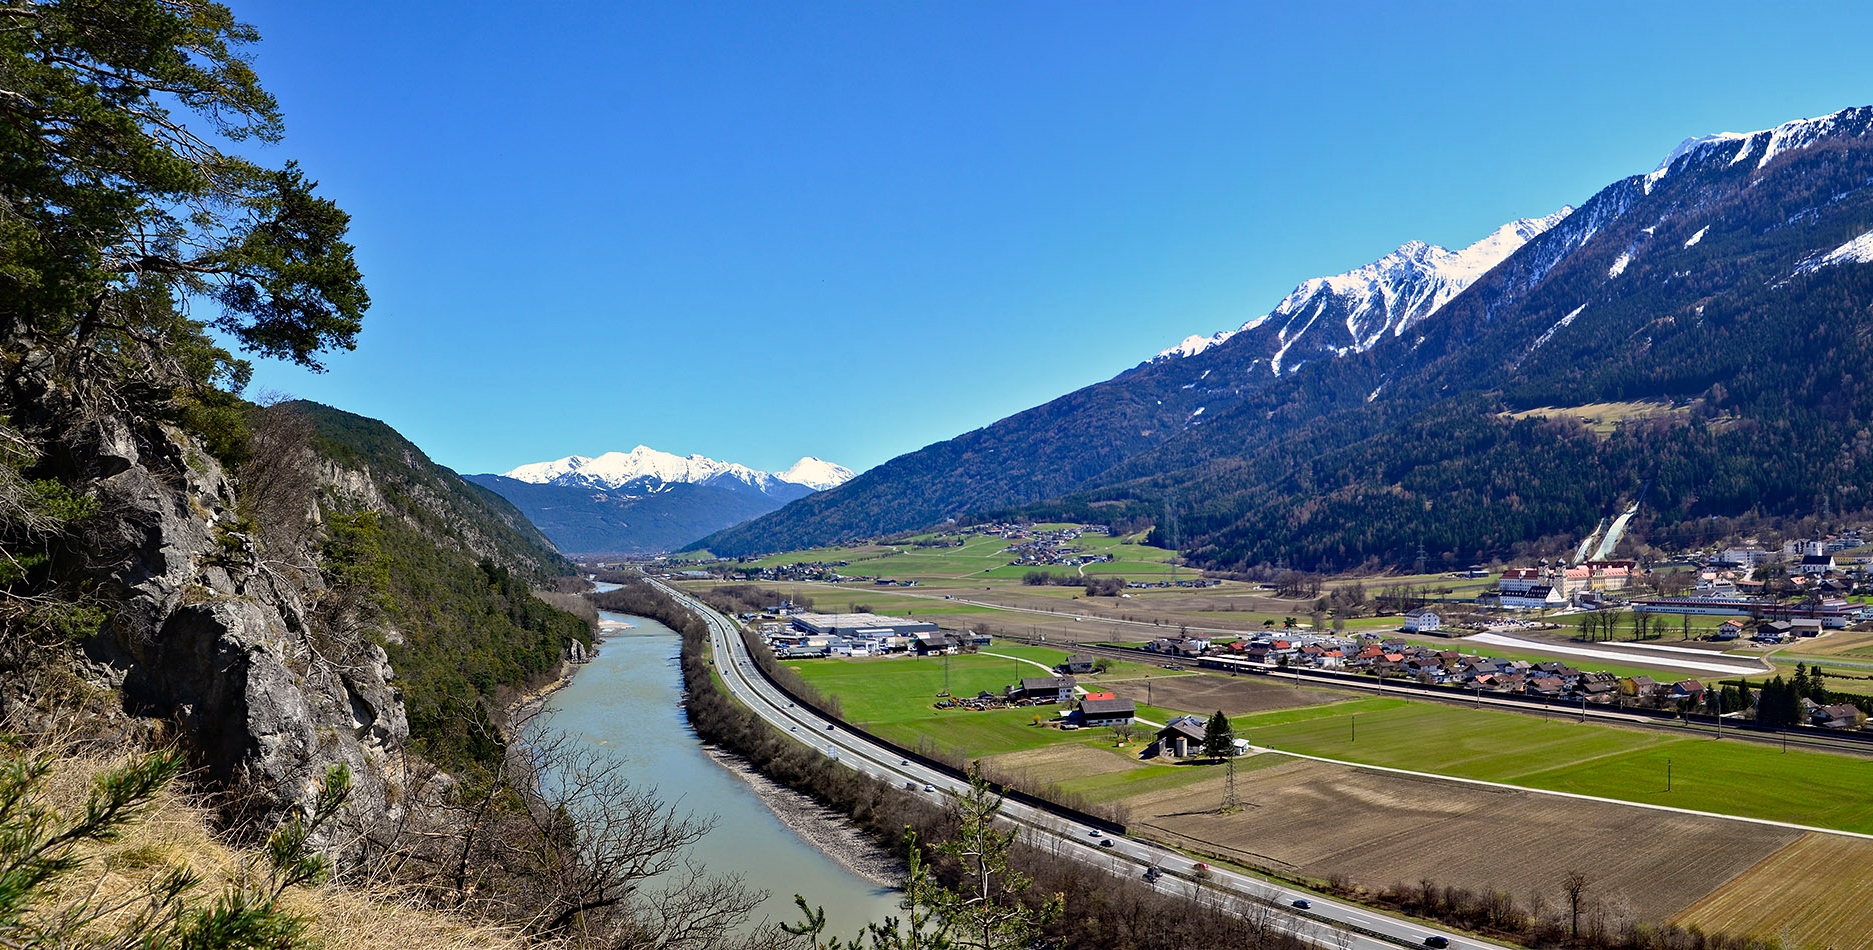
<box><xmin>544</xmin><ymin>605</ymin><xmax>900</xmax><ymax>935</ymax></box>
<box><xmin>531</xmin><ymin>608</ymin><xmax>902</xmax><ymax>891</ymax></box>
<box><xmin>705</xmin><ymin>746</ymin><xmax>905</xmax><ymax>889</ymax></box>
<box><xmin>507</xmin><ymin>615</ymin><xmax>637</xmax><ymax>718</ymax></box>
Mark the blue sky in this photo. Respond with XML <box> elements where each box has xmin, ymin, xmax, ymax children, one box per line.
<box><xmin>237</xmin><ymin>0</ymin><xmax>1873</xmax><ymax>476</ymax></box>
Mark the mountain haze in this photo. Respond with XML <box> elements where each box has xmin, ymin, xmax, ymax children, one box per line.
<box><xmin>702</xmin><ymin>106</ymin><xmax>1873</xmax><ymax>571</ymax></box>
<box><xmin>472</xmin><ymin>446</ymin><xmax>854</xmax><ymax>555</ymax></box>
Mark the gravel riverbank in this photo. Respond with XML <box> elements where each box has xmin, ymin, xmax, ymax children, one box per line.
<box><xmin>706</xmin><ymin>747</ymin><xmax>906</xmax><ymax>892</ymax></box>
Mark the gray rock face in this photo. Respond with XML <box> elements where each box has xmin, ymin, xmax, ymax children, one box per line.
<box><xmin>66</xmin><ymin>412</ymin><xmax>410</xmax><ymax>827</ymax></box>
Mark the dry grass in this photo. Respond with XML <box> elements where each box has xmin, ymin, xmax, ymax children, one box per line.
<box><xmin>1118</xmin><ymin>755</ymin><xmax>1799</xmax><ymax>925</ymax></box>
<box><xmin>1101</xmin><ymin>674</ymin><xmax>1345</xmax><ymax>717</ymax></box>
<box><xmin>1502</xmin><ymin>400</ymin><xmax>1693</xmax><ymax>436</ymax></box>
<box><xmin>1672</xmin><ymin>832</ymin><xmax>1873</xmax><ymax>947</ymax></box>
<box><xmin>978</xmin><ymin>742</ymin><xmax>1139</xmax><ymax>788</ymax></box>
<box><xmin>30</xmin><ymin>746</ymin><xmax>533</xmax><ymax>950</ymax></box>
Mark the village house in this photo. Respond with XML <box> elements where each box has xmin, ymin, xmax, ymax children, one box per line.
<box><xmin>1063</xmin><ymin>653</ymin><xmax>1097</xmax><ymax>674</ymax></box>
<box><xmin>1812</xmin><ymin>702</ymin><xmax>1865</xmax><ymax>730</ymax></box>
<box><xmin>1006</xmin><ymin>675</ymin><xmax>1076</xmax><ymax>704</ymax></box>
<box><xmin>1620</xmin><ymin>675</ymin><xmax>1659</xmax><ymax>701</ymax></box>
<box><xmin>1079</xmin><ymin>695</ymin><xmax>1137</xmax><ymax>727</ymax></box>
<box><xmin>1402</xmin><ymin>608</ymin><xmax>1441</xmax><ymax>633</ymax></box>
<box><xmin>1154</xmin><ymin>715</ymin><xmax>1209</xmax><ymax>758</ymax></box>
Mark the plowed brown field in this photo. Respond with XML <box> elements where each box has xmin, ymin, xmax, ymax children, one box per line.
<box><xmin>1673</xmin><ymin>832</ymin><xmax>1873</xmax><ymax>946</ymax></box>
<box><xmin>1123</xmin><ymin>755</ymin><xmax>1800</xmax><ymax>924</ymax></box>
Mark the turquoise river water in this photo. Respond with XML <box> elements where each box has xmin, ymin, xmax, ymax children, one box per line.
<box><xmin>542</xmin><ymin>608</ymin><xmax>900</xmax><ymax>937</ymax></box>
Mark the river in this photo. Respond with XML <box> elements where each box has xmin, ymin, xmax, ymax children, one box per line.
<box><xmin>543</xmin><ymin>605</ymin><xmax>900</xmax><ymax>938</ymax></box>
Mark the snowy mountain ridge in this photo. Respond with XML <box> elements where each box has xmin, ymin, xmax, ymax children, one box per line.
<box><xmin>503</xmin><ymin>445</ymin><xmax>855</xmax><ymax>494</ymax></box>
<box><xmin>1158</xmin><ymin>209</ymin><xmax>1572</xmax><ymax>372</ymax></box>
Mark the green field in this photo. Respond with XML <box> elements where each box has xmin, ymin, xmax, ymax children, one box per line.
<box><xmin>1238</xmin><ymin>697</ymin><xmax>1873</xmax><ymax>833</ymax></box>
<box><xmin>783</xmin><ymin>649</ymin><xmax>1190</xmax><ymax>756</ymax></box>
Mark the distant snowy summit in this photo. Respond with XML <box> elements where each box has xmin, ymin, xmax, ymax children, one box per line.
<box><xmin>1156</xmin><ymin>107</ymin><xmax>1873</xmax><ymax>376</ymax></box>
<box><xmin>1157</xmin><ymin>209</ymin><xmax>1573</xmax><ymax>371</ymax></box>
<box><xmin>775</xmin><ymin>456</ymin><xmax>857</xmax><ymax>491</ymax></box>
<box><xmin>502</xmin><ymin>445</ymin><xmax>855</xmax><ymax>496</ymax></box>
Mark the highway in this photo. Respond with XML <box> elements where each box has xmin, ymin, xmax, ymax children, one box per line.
<box><xmin>652</xmin><ymin>580</ymin><xmax>1492</xmax><ymax>950</ymax></box>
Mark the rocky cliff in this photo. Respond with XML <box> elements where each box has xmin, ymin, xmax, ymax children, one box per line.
<box><xmin>0</xmin><ymin>360</ymin><xmax>401</xmax><ymax>831</ymax></box>
<box><xmin>0</xmin><ymin>374</ymin><xmax>581</xmax><ymax>831</ymax></box>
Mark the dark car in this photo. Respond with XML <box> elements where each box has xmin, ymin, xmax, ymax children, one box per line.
<box><xmin>1291</xmin><ymin>899</ymin><xmax>1311</xmax><ymax>910</ymax></box>
<box><xmin>1100</xmin><ymin>839</ymin><xmax>1115</xmax><ymax>848</ymax></box>
<box><xmin>825</xmin><ymin>724</ymin><xmax>834</xmax><ymax>730</ymax></box>
<box><xmin>1423</xmin><ymin>938</ymin><xmax>1450</xmax><ymax>949</ymax></box>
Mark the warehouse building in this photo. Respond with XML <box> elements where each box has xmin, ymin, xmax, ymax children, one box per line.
<box><xmin>789</xmin><ymin>612</ymin><xmax>940</xmax><ymax>639</ymax></box>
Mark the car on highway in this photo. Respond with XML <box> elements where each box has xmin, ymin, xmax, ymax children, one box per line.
<box><xmin>923</xmin><ymin>784</ymin><xmax>935</xmax><ymax>792</ymax></box>
<box><xmin>1291</xmin><ymin>899</ymin><xmax>1311</xmax><ymax>910</ymax></box>
<box><xmin>1086</xmin><ymin>829</ymin><xmax>1100</xmax><ymax>837</ymax></box>
<box><xmin>1423</xmin><ymin>938</ymin><xmax>1449</xmax><ymax>949</ymax></box>
<box><xmin>825</xmin><ymin>724</ymin><xmax>834</xmax><ymax>730</ymax></box>
<box><xmin>1099</xmin><ymin>839</ymin><xmax>1114</xmax><ymax>848</ymax></box>
<box><xmin>900</xmin><ymin>759</ymin><xmax>910</xmax><ymax>766</ymax></box>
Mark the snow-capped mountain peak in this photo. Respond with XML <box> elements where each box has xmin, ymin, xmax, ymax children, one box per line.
<box><xmin>1157</xmin><ymin>208</ymin><xmax>1572</xmax><ymax>371</ymax></box>
<box><xmin>1641</xmin><ymin>107</ymin><xmax>1873</xmax><ymax>194</ymax></box>
<box><xmin>502</xmin><ymin>445</ymin><xmax>854</xmax><ymax>494</ymax></box>
<box><xmin>778</xmin><ymin>457</ymin><xmax>856</xmax><ymax>491</ymax></box>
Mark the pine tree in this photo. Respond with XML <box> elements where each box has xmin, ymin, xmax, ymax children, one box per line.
<box><xmin>1203</xmin><ymin>710</ymin><xmax>1236</xmax><ymax>760</ymax></box>
<box><xmin>931</xmin><ymin>765</ymin><xmax>1061</xmax><ymax>950</ymax></box>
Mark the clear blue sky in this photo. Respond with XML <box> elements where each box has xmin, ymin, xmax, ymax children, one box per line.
<box><xmin>237</xmin><ymin>0</ymin><xmax>1873</xmax><ymax>476</ymax></box>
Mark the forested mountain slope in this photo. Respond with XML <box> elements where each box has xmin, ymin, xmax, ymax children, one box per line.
<box><xmin>706</xmin><ymin>106</ymin><xmax>1873</xmax><ymax>570</ymax></box>
<box><xmin>284</xmin><ymin>402</ymin><xmax>590</xmax><ymax>768</ymax></box>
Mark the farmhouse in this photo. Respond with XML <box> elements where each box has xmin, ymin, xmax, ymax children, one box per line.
<box><xmin>1007</xmin><ymin>676</ymin><xmax>1075</xmax><ymax>704</ymax></box>
<box><xmin>912</xmin><ymin>632</ymin><xmax>962</xmax><ymax>656</ymax></box>
<box><xmin>1402</xmin><ymin>608</ymin><xmax>1441</xmax><ymax>633</ymax></box>
<box><xmin>1064</xmin><ymin>654</ymin><xmax>1097</xmax><ymax>674</ymax></box>
<box><xmin>1154</xmin><ymin>715</ymin><xmax>1208</xmax><ymax>758</ymax></box>
<box><xmin>1079</xmin><ymin>696</ymin><xmax>1136</xmax><ymax>727</ymax></box>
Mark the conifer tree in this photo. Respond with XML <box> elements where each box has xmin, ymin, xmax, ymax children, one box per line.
<box><xmin>1203</xmin><ymin>710</ymin><xmax>1236</xmax><ymax>760</ymax></box>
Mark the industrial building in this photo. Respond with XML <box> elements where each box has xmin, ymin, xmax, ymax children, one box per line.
<box><xmin>789</xmin><ymin>612</ymin><xmax>939</xmax><ymax>639</ymax></box>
